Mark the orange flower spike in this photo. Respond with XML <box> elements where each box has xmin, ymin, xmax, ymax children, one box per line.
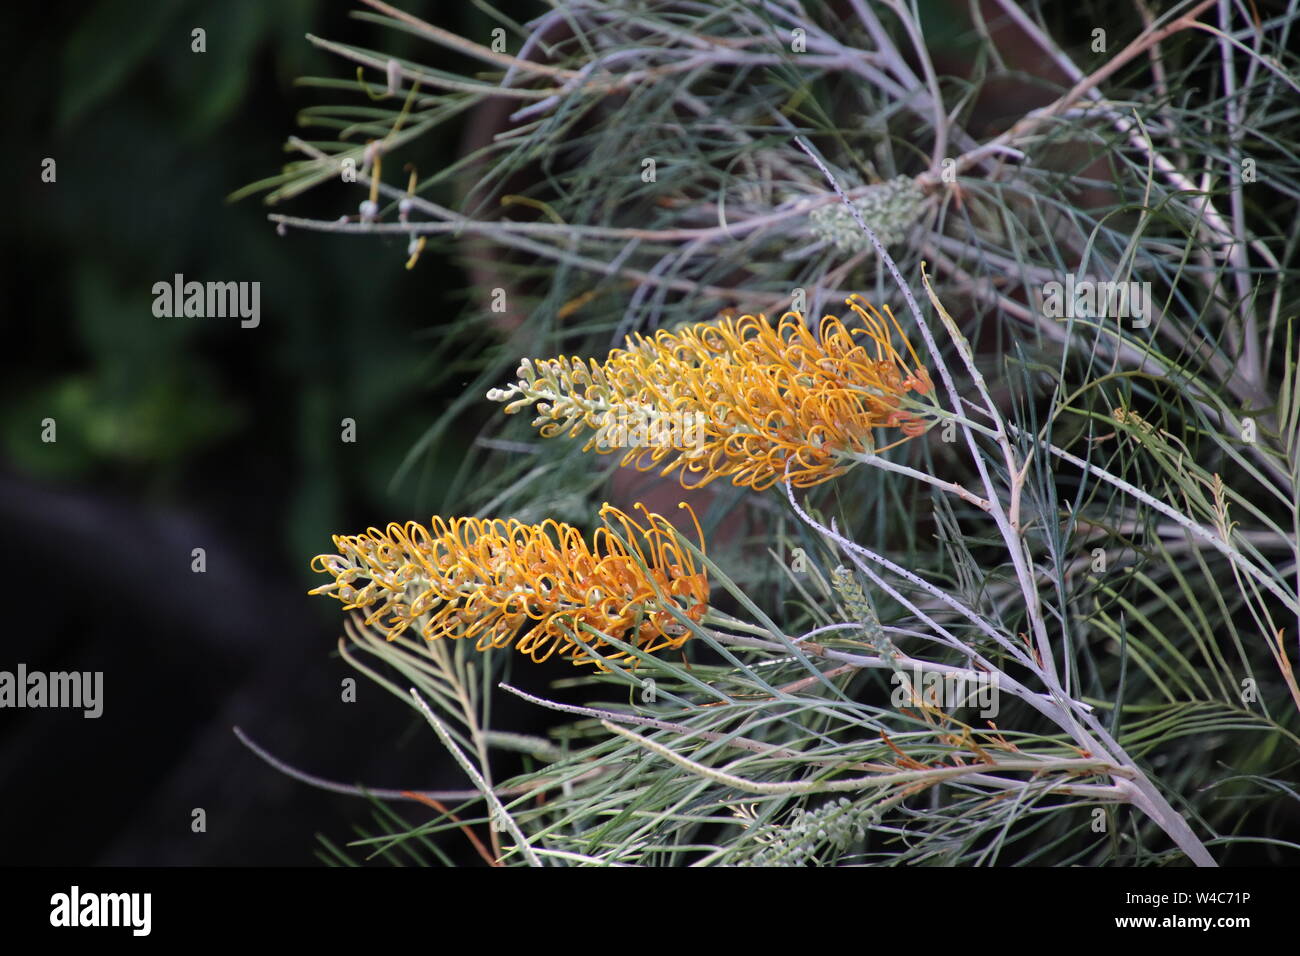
<box><xmin>490</xmin><ymin>295</ymin><xmax>934</xmax><ymax>490</ymax></box>
<box><xmin>308</xmin><ymin>504</ymin><xmax>709</xmax><ymax>669</ymax></box>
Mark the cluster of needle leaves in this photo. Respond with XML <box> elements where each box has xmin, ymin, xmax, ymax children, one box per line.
<box><xmin>248</xmin><ymin>0</ymin><xmax>1300</xmax><ymax>866</ymax></box>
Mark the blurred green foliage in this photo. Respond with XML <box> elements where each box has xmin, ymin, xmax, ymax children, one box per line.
<box><xmin>6</xmin><ymin>0</ymin><xmax>498</xmax><ymax>569</ymax></box>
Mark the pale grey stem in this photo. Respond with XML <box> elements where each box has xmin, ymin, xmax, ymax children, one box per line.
<box><xmin>409</xmin><ymin>688</ymin><xmax>543</xmax><ymax>866</ymax></box>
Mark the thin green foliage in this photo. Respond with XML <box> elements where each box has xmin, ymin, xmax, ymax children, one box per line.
<box><xmin>246</xmin><ymin>0</ymin><xmax>1300</xmax><ymax>866</ymax></box>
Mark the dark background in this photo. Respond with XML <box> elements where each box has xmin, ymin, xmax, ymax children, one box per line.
<box><xmin>0</xmin><ymin>0</ymin><xmax>554</xmax><ymax>865</ymax></box>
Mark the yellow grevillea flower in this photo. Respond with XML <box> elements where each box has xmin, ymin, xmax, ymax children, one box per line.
<box><xmin>488</xmin><ymin>295</ymin><xmax>933</xmax><ymax>490</ymax></box>
<box><xmin>308</xmin><ymin>503</ymin><xmax>708</xmax><ymax>668</ymax></box>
